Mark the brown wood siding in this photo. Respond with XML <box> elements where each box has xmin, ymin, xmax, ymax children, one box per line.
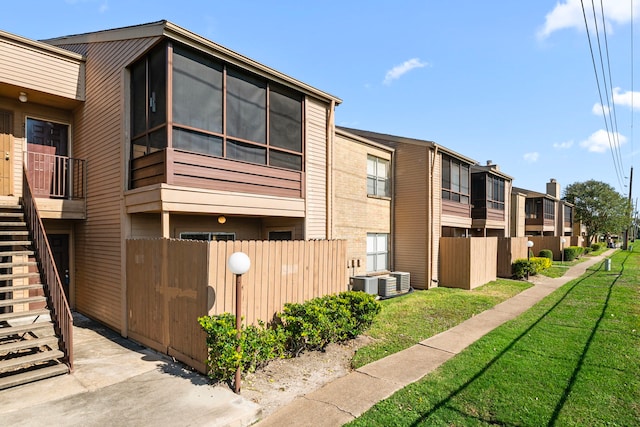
<box><xmin>442</xmin><ymin>199</ymin><xmax>471</xmax><ymax>217</ymax></box>
<box><xmin>305</xmin><ymin>98</ymin><xmax>327</xmax><ymax>239</ymax></box>
<box><xmin>0</xmin><ymin>36</ymin><xmax>85</xmax><ymax>101</ymax></box>
<box><xmin>63</xmin><ymin>36</ymin><xmax>161</xmax><ymax>330</ymax></box>
<box><xmin>130</xmin><ymin>148</ymin><xmax>304</xmax><ymax>198</ymax></box>
<box><xmin>393</xmin><ymin>144</ymin><xmax>429</xmax><ymax>289</ymax></box>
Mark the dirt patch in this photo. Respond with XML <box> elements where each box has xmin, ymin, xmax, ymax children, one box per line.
<box><xmin>240</xmin><ymin>335</ymin><xmax>373</xmax><ymax>417</ymax></box>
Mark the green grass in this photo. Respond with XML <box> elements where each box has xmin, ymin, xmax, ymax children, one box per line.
<box><xmin>348</xmin><ymin>249</ymin><xmax>640</xmax><ymax>426</ymax></box>
<box><xmin>351</xmin><ymin>279</ymin><xmax>532</xmax><ymax>369</ymax></box>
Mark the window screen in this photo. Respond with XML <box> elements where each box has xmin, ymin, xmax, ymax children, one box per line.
<box><xmin>226</xmin><ymin>68</ymin><xmax>266</xmax><ymax>144</ymax></box>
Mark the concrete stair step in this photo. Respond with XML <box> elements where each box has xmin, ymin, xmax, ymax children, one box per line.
<box><xmin>0</xmin><ymin>295</ymin><xmax>47</xmax><ymax>308</ymax></box>
<box><xmin>0</xmin><ymin>335</ymin><xmax>59</xmax><ymax>355</ymax></box>
<box><xmin>0</xmin><ymin>363</ymin><xmax>68</xmax><ymax>390</ymax></box>
<box><xmin>0</xmin><ymin>321</ymin><xmax>54</xmax><ymax>339</ymax></box>
<box><xmin>0</xmin><ymin>349</ymin><xmax>65</xmax><ymax>374</ymax></box>
<box><xmin>0</xmin><ymin>212</ymin><xmax>24</xmax><ymax>218</ymax></box>
<box><xmin>0</xmin><ymin>309</ymin><xmax>50</xmax><ymax>322</ymax></box>
<box><xmin>0</xmin><ymin>283</ymin><xmax>43</xmax><ymax>294</ymax></box>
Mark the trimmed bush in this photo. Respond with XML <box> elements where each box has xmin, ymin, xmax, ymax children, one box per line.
<box><xmin>280</xmin><ymin>291</ymin><xmax>380</xmax><ymax>355</ymax></box>
<box><xmin>199</xmin><ymin>290</ymin><xmax>381</xmax><ymax>382</ymax></box>
<box><xmin>530</xmin><ymin>256</ymin><xmax>552</xmax><ymax>273</ymax></box>
<box><xmin>512</xmin><ymin>259</ymin><xmax>534</xmax><ymax>279</ymax></box>
<box><xmin>591</xmin><ymin>242</ymin><xmax>605</xmax><ymax>251</ymax></box>
<box><xmin>564</xmin><ymin>245</ymin><xmax>585</xmax><ymax>261</ymax></box>
<box><xmin>539</xmin><ymin>249</ymin><xmax>553</xmax><ymax>260</ymax></box>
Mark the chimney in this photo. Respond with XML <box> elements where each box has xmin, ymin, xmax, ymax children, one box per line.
<box><xmin>486</xmin><ymin>160</ymin><xmax>492</xmax><ymax>166</ymax></box>
<box><xmin>546</xmin><ymin>178</ymin><xmax>560</xmax><ymax>198</ymax></box>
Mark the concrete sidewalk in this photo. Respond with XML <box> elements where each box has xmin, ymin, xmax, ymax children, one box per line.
<box><xmin>0</xmin><ymin>314</ymin><xmax>262</xmax><ymax>427</ymax></box>
<box><xmin>254</xmin><ymin>250</ymin><xmax>615</xmax><ymax>427</ymax></box>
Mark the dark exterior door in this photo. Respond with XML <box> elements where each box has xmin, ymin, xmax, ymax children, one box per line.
<box><xmin>48</xmin><ymin>234</ymin><xmax>70</xmax><ymax>300</ymax></box>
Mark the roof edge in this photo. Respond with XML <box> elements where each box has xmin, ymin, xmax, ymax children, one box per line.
<box><xmin>0</xmin><ymin>29</ymin><xmax>85</xmax><ymax>61</ymax></box>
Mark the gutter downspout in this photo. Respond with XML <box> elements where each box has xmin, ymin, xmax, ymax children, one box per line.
<box><xmin>390</xmin><ymin>150</ymin><xmax>396</xmax><ymax>271</ymax></box>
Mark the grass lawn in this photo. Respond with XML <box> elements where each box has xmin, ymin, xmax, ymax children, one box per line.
<box><xmin>348</xmin><ymin>248</ymin><xmax>640</xmax><ymax>426</ymax></box>
<box><xmin>352</xmin><ymin>279</ymin><xmax>532</xmax><ymax>369</ymax></box>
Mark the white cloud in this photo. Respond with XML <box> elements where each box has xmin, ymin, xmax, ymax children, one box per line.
<box><xmin>612</xmin><ymin>87</ymin><xmax>640</xmax><ymax>109</ymax></box>
<box><xmin>99</xmin><ymin>1</ymin><xmax>109</xmax><ymax>12</ymax></box>
<box><xmin>592</xmin><ymin>103</ymin><xmax>610</xmax><ymax>116</ymax></box>
<box><xmin>524</xmin><ymin>152</ymin><xmax>540</xmax><ymax>163</ymax></box>
<box><xmin>383</xmin><ymin>58</ymin><xmax>428</xmax><ymax>85</ymax></box>
<box><xmin>553</xmin><ymin>140</ymin><xmax>574</xmax><ymax>149</ymax></box>
<box><xmin>579</xmin><ymin>129</ymin><xmax>627</xmax><ymax>152</ymax></box>
<box><xmin>537</xmin><ymin>0</ymin><xmax>638</xmax><ymax>40</ymax></box>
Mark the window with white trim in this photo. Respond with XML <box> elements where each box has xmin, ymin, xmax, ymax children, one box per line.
<box><xmin>366</xmin><ymin>233</ymin><xmax>389</xmax><ymax>272</ymax></box>
<box><xmin>367</xmin><ymin>155</ymin><xmax>390</xmax><ymax>197</ymax></box>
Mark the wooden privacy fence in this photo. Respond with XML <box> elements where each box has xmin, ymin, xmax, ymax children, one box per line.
<box><xmin>497</xmin><ymin>237</ymin><xmax>529</xmax><ymax>278</ymax></box>
<box><xmin>126</xmin><ymin>238</ymin><xmax>348</xmax><ymax>373</ymax></box>
<box><xmin>526</xmin><ymin>236</ymin><xmax>579</xmax><ymax>260</ymax></box>
<box><xmin>439</xmin><ymin>237</ymin><xmax>497</xmax><ymax>290</ymax></box>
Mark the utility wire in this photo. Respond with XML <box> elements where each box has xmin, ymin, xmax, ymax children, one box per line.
<box><xmin>598</xmin><ymin>0</ymin><xmax>626</xmax><ymax>176</ymax></box>
<box><xmin>580</xmin><ymin>0</ymin><xmax>626</xmax><ymax>191</ymax></box>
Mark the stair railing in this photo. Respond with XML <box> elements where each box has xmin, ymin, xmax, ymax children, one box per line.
<box><xmin>22</xmin><ymin>167</ymin><xmax>73</xmax><ymax>370</ymax></box>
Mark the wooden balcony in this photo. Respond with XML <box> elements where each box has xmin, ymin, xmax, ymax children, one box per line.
<box><xmin>126</xmin><ymin>148</ymin><xmax>306</xmax><ymax>217</ymax></box>
<box><xmin>26</xmin><ymin>152</ymin><xmax>86</xmax><ymax>220</ymax></box>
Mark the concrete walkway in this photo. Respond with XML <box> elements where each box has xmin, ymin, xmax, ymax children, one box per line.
<box><xmin>0</xmin><ymin>314</ymin><xmax>262</xmax><ymax>427</ymax></box>
<box><xmin>254</xmin><ymin>250</ymin><xmax>615</xmax><ymax>427</ymax></box>
<box><xmin>0</xmin><ymin>250</ymin><xmax>613</xmax><ymax>426</ymax></box>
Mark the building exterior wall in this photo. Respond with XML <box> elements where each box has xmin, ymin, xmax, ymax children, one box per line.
<box><xmin>332</xmin><ymin>131</ymin><xmax>392</xmax><ymax>277</ymax></box>
<box><xmin>393</xmin><ymin>143</ymin><xmax>431</xmax><ymax>289</ymax></box>
<box><xmin>511</xmin><ymin>192</ymin><xmax>526</xmax><ymax>237</ymax></box>
<box><xmin>305</xmin><ymin>98</ymin><xmax>329</xmax><ymax>239</ymax></box>
<box><xmin>0</xmin><ymin>31</ymin><xmax>85</xmax><ymax>101</ymax></box>
<box><xmin>58</xmin><ymin>36</ymin><xmax>160</xmax><ymax>331</ymax></box>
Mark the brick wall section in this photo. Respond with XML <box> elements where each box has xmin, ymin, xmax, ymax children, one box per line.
<box><xmin>333</xmin><ymin>131</ymin><xmax>392</xmax><ymax>277</ymax></box>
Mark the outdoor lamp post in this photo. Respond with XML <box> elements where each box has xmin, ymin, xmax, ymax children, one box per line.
<box><xmin>228</xmin><ymin>251</ymin><xmax>251</xmax><ymax>394</ymax></box>
<box><xmin>561</xmin><ymin>238</ymin><xmax>566</xmax><ymax>265</ymax></box>
<box><xmin>527</xmin><ymin>240</ymin><xmax>534</xmax><ymax>280</ymax></box>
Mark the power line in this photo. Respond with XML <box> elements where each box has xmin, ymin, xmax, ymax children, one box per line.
<box><xmin>580</xmin><ymin>0</ymin><xmax>626</xmax><ymax>191</ymax></box>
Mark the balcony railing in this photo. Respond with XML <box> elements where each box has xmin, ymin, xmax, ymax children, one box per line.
<box><xmin>26</xmin><ymin>152</ymin><xmax>86</xmax><ymax>199</ymax></box>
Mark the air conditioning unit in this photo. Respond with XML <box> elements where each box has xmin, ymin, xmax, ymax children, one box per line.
<box><xmin>378</xmin><ymin>276</ymin><xmax>397</xmax><ymax>297</ymax></box>
<box><xmin>350</xmin><ymin>276</ymin><xmax>377</xmax><ymax>295</ymax></box>
<box><xmin>391</xmin><ymin>272</ymin><xmax>410</xmax><ymax>293</ymax></box>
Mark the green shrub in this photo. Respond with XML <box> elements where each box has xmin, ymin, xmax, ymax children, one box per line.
<box><xmin>280</xmin><ymin>291</ymin><xmax>380</xmax><ymax>355</ymax></box>
<box><xmin>584</xmin><ymin>246</ymin><xmax>593</xmax><ymax>255</ymax></box>
<box><xmin>591</xmin><ymin>242</ymin><xmax>605</xmax><ymax>251</ymax></box>
<box><xmin>530</xmin><ymin>256</ymin><xmax>552</xmax><ymax>273</ymax></box>
<box><xmin>564</xmin><ymin>245</ymin><xmax>584</xmax><ymax>261</ymax></box>
<box><xmin>539</xmin><ymin>249</ymin><xmax>553</xmax><ymax>260</ymax></box>
<box><xmin>199</xmin><ymin>291</ymin><xmax>381</xmax><ymax>382</ymax></box>
<box><xmin>512</xmin><ymin>258</ymin><xmax>534</xmax><ymax>279</ymax></box>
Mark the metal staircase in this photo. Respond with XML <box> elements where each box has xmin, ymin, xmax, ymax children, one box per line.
<box><xmin>0</xmin><ymin>203</ymin><xmax>69</xmax><ymax>389</ymax></box>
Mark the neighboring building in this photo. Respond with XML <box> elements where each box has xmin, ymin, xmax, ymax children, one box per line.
<box><xmin>470</xmin><ymin>161</ymin><xmax>513</xmax><ymax>238</ymax></box>
<box><xmin>512</xmin><ymin>178</ymin><xmax>574</xmax><ymax>237</ymax></box>
<box><xmin>332</xmin><ymin>128</ymin><xmax>393</xmax><ymax>277</ymax></box>
<box><xmin>337</xmin><ymin>127</ymin><xmax>513</xmax><ymax>290</ymax></box>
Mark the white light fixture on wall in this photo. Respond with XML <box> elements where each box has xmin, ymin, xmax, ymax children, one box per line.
<box><xmin>18</xmin><ymin>92</ymin><xmax>28</xmax><ymax>103</ymax></box>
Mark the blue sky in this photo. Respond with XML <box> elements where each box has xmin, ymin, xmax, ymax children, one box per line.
<box><xmin>2</xmin><ymin>0</ymin><xmax>638</xmax><ymax>196</ymax></box>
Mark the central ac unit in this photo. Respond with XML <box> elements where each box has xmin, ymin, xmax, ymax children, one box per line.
<box><xmin>350</xmin><ymin>276</ymin><xmax>377</xmax><ymax>295</ymax></box>
<box><xmin>378</xmin><ymin>276</ymin><xmax>397</xmax><ymax>297</ymax></box>
<box><xmin>391</xmin><ymin>272</ymin><xmax>410</xmax><ymax>293</ymax></box>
